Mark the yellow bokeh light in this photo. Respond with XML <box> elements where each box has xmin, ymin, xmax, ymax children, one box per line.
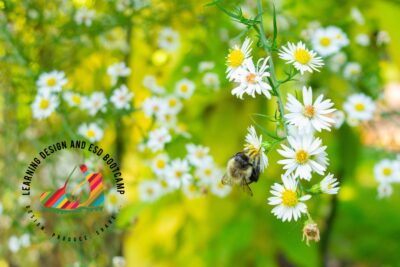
<box><xmin>151</xmin><ymin>49</ymin><xmax>169</xmax><ymax>66</ymax></box>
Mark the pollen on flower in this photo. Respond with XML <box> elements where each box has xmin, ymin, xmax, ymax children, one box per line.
<box><xmin>246</xmin><ymin>73</ymin><xmax>257</xmax><ymax>84</ymax></box>
<box><xmin>296</xmin><ymin>149</ymin><xmax>309</xmax><ymax>164</ymax></box>
<box><xmin>294</xmin><ymin>48</ymin><xmax>312</xmax><ymax>64</ymax></box>
<box><xmin>354</xmin><ymin>103</ymin><xmax>365</xmax><ymax>111</ymax></box>
<box><xmin>46</xmin><ymin>77</ymin><xmax>57</xmax><ymax>86</ymax></box>
<box><xmin>39</xmin><ymin>99</ymin><xmax>50</xmax><ymax>109</ymax></box>
<box><xmin>227</xmin><ymin>49</ymin><xmax>245</xmax><ymax>68</ymax></box>
<box><xmin>319</xmin><ymin>37</ymin><xmax>331</xmax><ymax>47</ymax></box>
<box><xmin>303</xmin><ymin>105</ymin><xmax>315</xmax><ymax>118</ymax></box>
<box><xmin>282</xmin><ymin>189</ymin><xmax>298</xmax><ymax>207</ymax></box>
<box><xmin>86</xmin><ymin>129</ymin><xmax>96</xmax><ymax>138</ymax></box>
<box><xmin>383</xmin><ymin>167</ymin><xmax>392</xmax><ymax>176</ymax></box>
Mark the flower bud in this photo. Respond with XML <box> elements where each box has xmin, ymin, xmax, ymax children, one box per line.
<box><xmin>302</xmin><ymin>222</ymin><xmax>320</xmax><ymax>246</ymax></box>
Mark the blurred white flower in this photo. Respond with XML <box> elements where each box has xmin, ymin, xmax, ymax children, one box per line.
<box><xmin>320</xmin><ymin>173</ymin><xmax>340</xmax><ymax>194</ymax></box>
<box><xmin>166</xmin><ymin>159</ymin><xmax>192</xmax><ymax>188</ymax></box>
<box><xmin>100</xmin><ymin>28</ymin><xmax>129</xmax><ymax>53</ymax></box>
<box><xmin>75</xmin><ymin>8</ymin><xmax>96</xmax><ymax>27</ymax></box>
<box><xmin>78</xmin><ymin>122</ymin><xmax>104</xmax><ymax>142</ymax></box>
<box><xmin>156</xmin><ymin>109</ymin><xmax>177</xmax><ymax>129</ymax></box>
<box><xmin>143</xmin><ymin>75</ymin><xmax>165</xmax><ymax>94</ymax></box>
<box><xmin>210</xmin><ymin>178</ymin><xmax>231</xmax><ymax>197</ymax></box>
<box><xmin>194</xmin><ymin>160</ymin><xmax>218</xmax><ymax>185</ymax></box>
<box><xmin>175</xmin><ymin>79</ymin><xmax>195</xmax><ymax>99</ymax></box>
<box><xmin>112</xmin><ymin>256</ymin><xmax>126</xmax><ymax>267</ymax></box>
<box><xmin>198</xmin><ymin>61</ymin><xmax>215</xmax><ymax>72</ymax></box>
<box><xmin>374</xmin><ymin>159</ymin><xmax>399</xmax><ymax>183</ymax></box>
<box><xmin>312</xmin><ymin>26</ymin><xmax>348</xmax><ymax>56</ymax></box>
<box><xmin>105</xmin><ymin>189</ymin><xmax>126</xmax><ymax>213</ymax></box>
<box><xmin>244</xmin><ymin>125</ymin><xmax>268</xmax><ymax>172</ymax></box>
<box><xmin>63</xmin><ymin>91</ymin><xmax>84</xmax><ymax>109</ymax></box>
<box><xmin>186</xmin><ymin>144</ymin><xmax>212</xmax><ymax>167</ymax></box>
<box><xmin>202</xmin><ymin>72</ymin><xmax>220</xmax><ymax>90</ymax></box>
<box><xmin>355</xmin><ymin>33</ymin><xmax>370</xmax><ymax>46</ymax></box>
<box><xmin>142</xmin><ymin>96</ymin><xmax>166</xmax><ymax>118</ymax></box>
<box><xmin>279</xmin><ymin>41</ymin><xmax>324</xmax><ymax>75</ymax></box>
<box><xmin>278</xmin><ymin>135</ymin><xmax>328</xmax><ymax>180</ymax></box>
<box><xmin>182</xmin><ymin>182</ymin><xmax>201</xmax><ymax>198</ymax></box>
<box><xmin>351</xmin><ymin>7</ymin><xmax>365</xmax><ymax>25</ymax></box>
<box><xmin>151</xmin><ymin>154</ymin><xmax>169</xmax><ymax>176</ymax></box>
<box><xmin>37</xmin><ymin>71</ymin><xmax>67</xmax><ymax>94</ymax></box>
<box><xmin>158</xmin><ymin>27</ymin><xmax>180</xmax><ymax>52</ymax></box>
<box><xmin>0</xmin><ymin>202</ymin><xmax>3</xmax><ymax>215</ymax></box>
<box><xmin>268</xmin><ymin>174</ymin><xmax>311</xmax><ymax>222</ymax></box>
<box><xmin>19</xmin><ymin>234</ymin><xmax>30</xmax><ymax>248</ymax></box>
<box><xmin>329</xmin><ymin>52</ymin><xmax>347</xmax><ymax>72</ymax></box>
<box><xmin>231</xmin><ymin>57</ymin><xmax>272</xmax><ymax>99</ymax></box>
<box><xmin>376</xmin><ymin>31</ymin><xmax>391</xmax><ymax>46</ymax></box>
<box><xmin>285</xmin><ymin>86</ymin><xmax>335</xmax><ymax>132</ymax></box>
<box><xmin>343</xmin><ymin>93</ymin><xmax>376</xmax><ymax>122</ymax></box>
<box><xmin>378</xmin><ymin>182</ymin><xmax>393</xmax><ymax>199</ymax></box>
<box><xmin>31</xmin><ymin>92</ymin><xmax>59</xmax><ymax>120</ymax></box>
<box><xmin>331</xmin><ymin>110</ymin><xmax>345</xmax><ymax>129</ymax></box>
<box><xmin>226</xmin><ymin>37</ymin><xmax>252</xmax><ymax>81</ymax></box>
<box><xmin>107</xmin><ymin>62</ymin><xmax>131</xmax><ymax>86</ymax></box>
<box><xmin>138</xmin><ymin>180</ymin><xmax>162</xmax><ymax>202</ymax></box>
<box><xmin>147</xmin><ymin>127</ymin><xmax>171</xmax><ymax>152</ymax></box>
<box><xmin>157</xmin><ymin>177</ymin><xmax>176</xmax><ymax>194</ymax></box>
<box><xmin>110</xmin><ymin>84</ymin><xmax>134</xmax><ymax>110</ymax></box>
<box><xmin>83</xmin><ymin>92</ymin><xmax>107</xmax><ymax>116</ymax></box>
<box><xmin>164</xmin><ymin>96</ymin><xmax>182</xmax><ymax>114</ymax></box>
<box><xmin>343</xmin><ymin>62</ymin><xmax>361</xmax><ymax>80</ymax></box>
<box><xmin>8</xmin><ymin>235</ymin><xmax>20</xmax><ymax>253</ymax></box>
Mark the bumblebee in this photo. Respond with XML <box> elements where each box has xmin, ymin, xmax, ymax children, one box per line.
<box><xmin>221</xmin><ymin>151</ymin><xmax>261</xmax><ymax>196</ymax></box>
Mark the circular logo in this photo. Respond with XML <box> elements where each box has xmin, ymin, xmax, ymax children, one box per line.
<box><xmin>20</xmin><ymin>140</ymin><xmax>126</xmax><ymax>242</ymax></box>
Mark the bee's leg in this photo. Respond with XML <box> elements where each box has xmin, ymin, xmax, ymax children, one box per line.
<box><xmin>241</xmin><ymin>179</ymin><xmax>253</xmax><ymax>196</ymax></box>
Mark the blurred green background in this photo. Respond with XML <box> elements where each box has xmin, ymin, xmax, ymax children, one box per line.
<box><xmin>1</xmin><ymin>0</ymin><xmax>400</xmax><ymax>266</ymax></box>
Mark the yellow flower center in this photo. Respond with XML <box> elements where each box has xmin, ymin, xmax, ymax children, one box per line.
<box><xmin>320</xmin><ymin>37</ymin><xmax>331</xmax><ymax>47</ymax></box>
<box><xmin>227</xmin><ymin>49</ymin><xmax>245</xmax><ymax>68</ymax></box>
<box><xmin>327</xmin><ymin>184</ymin><xmax>332</xmax><ymax>189</ymax></box>
<box><xmin>109</xmin><ymin>194</ymin><xmax>118</xmax><ymax>204</ymax></box>
<box><xmin>39</xmin><ymin>99</ymin><xmax>50</xmax><ymax>109</ymax></box>
<box><xmin>175</xmin><ymin>170</ymin><xmax>183</xmax><ymax>178</ymax></box>
<box><xmin>217</xmin><ymin>182</ymin><xmax>224</xmax><ymax>189</ymax></box>
<box><xmin>86</xmin><ymin>129</ymin><xmax>96</xmax><ymax>138</ymax></box>
<box><xmin>169</xmin><ymin>98</ymin><xmax>177</xmax><ymax>107</ymax></box>
<box><xmin>281</xmin><ymin>189</ymin><xmax>298</xmax><ymax>207</ymax></box>
<box><xmin>195</xmin><ymin>150</ymin><xmax>204</xmax><ymax>158</ymax></box>
<box><xmin>294</xmin><ymin>48</ymin><xmax>312</xmax><ymax>64</ymax></box>
<box><xmin>72</xmin><ymin>95</ymin><xmax>81</xmax><ymax>104</ymax></box>
<box><xmin>354</xmin><ymin>103</ymin><xmax>365</xmax><ymax>111</ymax></box>
<box><xmin>146</xmin><ymin>187</ymin><xmax>154</xmax><ymax>195</ymax></box>
<box><xmin>204</xmin><ymin>168</ymin><xmax>212</xmax><ymax>176</ymax></box>
<box><xmin>156</xmin><ymin>159</ymin><xmax>166</xmax><ymax>169</ymax></box>
<box><xmin>383</xmin><ymin>167</ymin><xmax>392</xmax><ymax>176</ymax></box>
<box><xmin>296</xmin><ymin>149</ymin><xmax>308</xmax><ymax>164</ymax></box>
<box><xmin>160</xmin><ymin>180</ymin><xmax>168</xmax><ymax>188</ymax></box>
<box><xmin>180</xmin><ymin>84</ymin><xmax>188</xmax><ymax>93</ymax></box>
<box><xmin>303</xmin><ymin>105</ymin><xmax>315</xmax><ymax>118</ymax></box>
<box><xmin>46</xmin><ymin>77</ymin><xmax>57</xmax><ymax>86</ymax></box>
<box><xmin>246</xmin><ymin>73</ymin><xmax>257</xmax><ymax>84</ymax></box>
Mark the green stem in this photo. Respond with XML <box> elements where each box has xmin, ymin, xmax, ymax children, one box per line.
<box><xmin>256</xmin><ymin>0</ymin><xmax>288</xmax><ymax>136</ymax></box>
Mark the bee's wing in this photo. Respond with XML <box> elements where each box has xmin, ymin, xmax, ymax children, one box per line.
<box><xmin>221</xmin><ymin>174</ymin><xmax>233</xmax><ymax>186</ymax></box>
<box><xmin>241</xmin><ymin>180</ymin><xmax>253</xmax><ymax>196</ymax></box>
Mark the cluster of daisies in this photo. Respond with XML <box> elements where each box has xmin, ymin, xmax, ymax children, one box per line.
<box><xmin>137</xmin><ymin>74</ymin><xmax>231</xmax><ymax>201</ymax></box>
<box><xmin>225</xmin><ymin>35</ymin><xmax>342</xmax><ymax>223</ymax></box>
<box><xmin>374</xmin><ymin>157</ymin><xmax>400</xmax><ymax>199</ymax></box>
<box><xmin>31</xmin><ymin>62</ymin><xmax>134</xmax><ymax>142</ymax></box>
<box><xmin>138</xmin><ymin>143</ymin><xmax>231</xmax><ymax>202</ymax></box>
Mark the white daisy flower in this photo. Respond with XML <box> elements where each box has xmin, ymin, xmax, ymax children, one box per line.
<box><xmin>202</xmin><ymin>72</ymin><xmax>220</xmax><ymax>90</ymax></box>
<box><xmin>142</xmin><ymin>96</ymin><xmax>166</xmax><ymax>118</ymax></box>
<box><xmin>311</xmin><ymin>27</ymin><xmax>341</xmax><ymax>56</ymax></box>
<box><xmin>157</xmin><ymin>177</ymin><xmax>176</xmax><ymax>194</ymax></box>
<box><xmin>105</xmin><ymin>189</ymin><xmax>125</xmax><ymax>213</ymax></box>
<box><xmin>331</xmin><ymin>110</ymin><xmax>345</xmax><ymax>129</ymax></box>
<box><xmin>165</xmin><ymin>96</ymin><xmax>182</xmax><ymax>114</ymax></box>
<box><xmin>194</xmin><ymin>161</ymin><xmax>218</xmax><ymax>185</ymax></box>
<box><xmin>110</xmin><ymin>84</ymin><xmax>134</xmax><ymax>110</ymax></box>
<box><xmin>166</xmin><ymin>159</ymin><xmax>192</xmax><ymax>188</ymax></box>
<box><xmin>343</xmin><ymin>62</ymin><xmax>361</xmax><ymax>80</ymax></box>
<box><xmin>278</xmin><ymin>135</ymin><xmax>328</xmax><ymax>180</ymax></box>
<box><xmin>279</xmin><ymin>41</ymin><xmax>324</xmax><ymax>75</ymax></box>
<box><xmin>142</xmin><ymin>75</ymin><xmax>165</xmax><ymax>94</ymax></box>
<box><xmin>182</xmin><ymin>182</ymin><xmax>201</xmax><ymax>199</ymax></box>
<box><xmin>377</xmin><ymin>182</ymin><xmax>393</xmax><ymax>199</ymax></box>
<box><xmin>285</xmin><ymin>86</ymin><xmax>336</xmax><ymax>132</ymax></box>
<box><xmin>151</xmin><ymin>154</ymin><xmax>169</xmax><ymax>176</ymax></box>
<box><xmin>138</xmin><ymin>180</ymin><xmax>162</xmax><ymax>202</ymax></box>
<box><xmin>328</xmin><ymin>52</ymin><xmax>347</xmax><ymax>72</ymax></box>
<box><xmin>351</xmin><ymin>7</ymin><xmax>365</xmax><ymax>25</ymax></box>
<box><xmin>346</xmin><ymin>116</ymin><xmax>360</xmax><ymax>127</ymax></box>
<box><xmin>146</xmin><ymin>127</ymin><xmax>171</xmax><ymax>152</ymax></box>
<box><xmin>112</xmin><ymin>256</ymin><xmax>126</xmax><ymax>267</ymax></box>
<box><xmin>355</xmin><ymin>33</ymin><xmax>370</xmax><ymax>46</ymax></box>
<box><xmin>186</xmin><ymin>144</ymin><xmax>211</xmax><ymax>167</ymax></box>
<box><xmin>36</xmin><ymin>71</ymin><xmax>67</xmax><ymax>94</ymax></box>
<box><xmin>328</xmin><ymin>26</ymin><xmax>350</xmax><ymax>48</ymax></box>
<box><xmin>156</xmin><ymin>109</ymin><xmax>177</xmax><ymax>129</ymax></box>
<box><xmin>198</xmin><ymin>61</ymin><xmax>215</xmax><ymax>72</ymax></box>
<box><xmin>268</xmin><ymin>174</ymin><xmax>311</xmax><ymax>222</ymax></box>
<box><xmin>78</xmin><ymin>122</ymin><xmax>104</xmax><ymax>142</ymax></box>
<box><xmin>83</xmin><ymin>92</ymin><xmax>107</xmax><ymax>116</ymax></box>
<box><xmin>343</xmin><ymin>93</ymin><xmax>376</xmax><ymax>121</ymax></box>
<box><xmin>231</xmin><ymin>57</ymin><xmax>272</xmax><ymax>99</ymax></box>
<box><xmin>320</xmin><ymin>173</ymin><xmax>340</xmax><ymax>194</ymax></box>
<box><xmin>0</xmin><ymin>202</ymin><xmax>3</xmax><ymax>215</ymax></box>
<box><xmin>8</xmin><ymin>235</ymin><xmax>20</xmax><ymax>253</ymax></box>
<box><xmin>175</xmin><ymin>79</ymin><xmax>195</xmax><ymax>99</ymax></box>
<box><xmin>158</xmin><ymin>27</ymin><xmax>180</xmax><ymax>52</ymax></box>
<box><xmin>19</xmin><ymin>234</ymin><xmax>30</xmax><ymax>248</ymax></box>
<box><xmin>374</xmin><ymin>159</ymin><xmax>399</xmax><ymax>183</ymax></box>
<box><xmin>99</xmin><ymin>28</ymin><xmax>129</xmax><ymax>53</ymax></box>
<box><xmin>226</xmin><ymin>37</ymin><xmax>252</xmax><ymax>81</ymax></box>
<box><xmin>210</xmin><ymin>178</ymin><xmax>231</xmax><ymax>198</ymax></box>
<box><xmin>31</xmin><ymin>93</ymin><xmax>59</xmax><ymax>119</ymax></box>
<box><xmin>376</xmin><ymin>31</ymin><xmax>390</xmax><ymax>46</ymax></box>
<box><xmin>107</xmin><ymin>62</ymin><xmax>131</xmax><ymax>86</ymax></box>
<box><xmin>74</xmin><ymin>8</ymin><xmax>96</xmax><ymax>27</ymax></box>
<box><xmin>244</xmin><ymin>125</ymin><xmax>269</xmax><ymax>172</ymax></box>
<box><xmin>63</xmin><ymin>91</ymin><xmax>84</xmax><ymax>108</ymax></box>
